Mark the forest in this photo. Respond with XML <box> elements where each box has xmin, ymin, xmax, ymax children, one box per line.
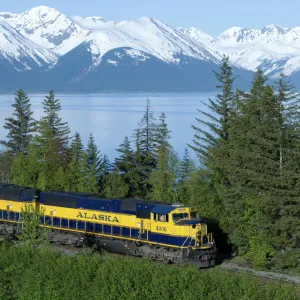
<box><xmin>0</xmin><ymin>56</ymin><xmax>300</xmax><ymax>273</ymax></box>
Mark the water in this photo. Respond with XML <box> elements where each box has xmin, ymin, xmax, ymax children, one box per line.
<box><xmin>0</xmin><ymin>93</ymin><xmax>214</xmax><ymax>160</ymax></box>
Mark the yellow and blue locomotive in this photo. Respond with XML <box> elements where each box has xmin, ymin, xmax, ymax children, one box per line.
<box><xmin>0</xmin><ymin>184</ymin><xmax>216</xmax><ymax>268</ymax></box>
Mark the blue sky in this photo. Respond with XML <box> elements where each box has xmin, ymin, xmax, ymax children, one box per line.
<box><xmin>1</xmin><ymin>0</ymin><xmax>299</xmax><ymax>36</ymax></box>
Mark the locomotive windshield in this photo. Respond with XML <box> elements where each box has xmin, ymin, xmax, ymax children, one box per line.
<box><xmin>173</xmin><ymin>213</ymin><xmax>189</xmax><ymax>223</ymax></box>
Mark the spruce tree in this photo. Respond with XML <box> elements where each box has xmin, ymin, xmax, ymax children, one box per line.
<box><xmin>132</xmin><ymin>99</ymin><xmax>158</xmax><ymax>196</ymax></box>
<box><xmin>189</xmin><ymin>56</ymin><xmax>235</xmax><ymax>166</ymax></box>
<box><xmin>1</xmin><ymin>90</ymin><xmax>36</xmax><ymax>155</ymax></box>
<box><xmin>188</xmin><ymin>56</ymin><xmax>236</xmax><ymax>246</ymax></box>
<box><xmin>34</xmin><ymin>91</ymin><xmax>70</xmax><ymax>190</ymax></box>
<box><xmin>224</xmin><ymin>73</ymin><xmax>284</xmax><ymax>255</ymax></box>
<box><xmin>154</xmin><ymin>112</ymin><xmax>171</xmax><ymax>152</ymax></box>
<box><xmin>103</xmin><ymin>172</ymin><xmax>129</xmax><ymax>198</ymax></box>
<box><xmin>135</xmin><ymin>98</ymin><xmax>157</xmax><ymax>156</ymax></box>
<box><xmin>148</xmin><ymin>146</ymin><xmax>178</xmax><ymax>202</ymax></box>
<box><xmin>272</xmin><ymin>74</ymin><xmax>300</xmax><ymax>249</ymax></box>
<box><xmin>98</xmin><ymin>154</ymin><xmax>112</xmax><ymax>193</ymax></box>
<box><xmin>115</xmin><ymin>137</ymin><xmax>143</xmax><ymax>197</ymax></box>
<box><xmin>86</xmin><ymin>133</ymin><xmax>102</xmax><ymax>182</ymax></box>
<box><xmin>37</xmin><ymin>90</ymin><xmax>70</xmax><ymax>155</ymax></box>
<box><xmin>64</xmin><ymin>133</ymin><xmax>85</xmax><ymax>192</ymax></box>
<box><xmin>115</xmin><ymin>136</ymin><xmax>134</xmax><ymax>173</ymax></box>
<box><xmin>179</xmin><ymin>148</ymin><xmax>195</xmax><ymax>182</ymax></box>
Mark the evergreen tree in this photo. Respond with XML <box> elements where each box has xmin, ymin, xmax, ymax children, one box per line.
<box><xmin>176</xmin><ymin>148</ymin><xmax>196</xmax><ymax>204</ymax></box>
<box><xmin>135</xmin><ymin>98</ymin><xmax>157</xmax><ymax>156</ymax></box>
<box><xmin>1</xmin><ymin>90</ymin><xmax>36</xmax><ymax>155</ymax></box>
<box><xmin>103</xmin><ymin>172</ymin><xmax>129</xmax><ymax>198</ymax></box>
<box><xmin>154</xmin><ymin>112</ymin><xmax>171</xmax><ymax>153</ymax></box>
<box><xmin>224</xmin><ymin>73</ymin><xmax>284</xmax><ymax>255</ymax></box>
<box><xmin>179</xmin><ymin>148</ymin><xmax>195</xmax><ymax>182</ymax></box>
<box><xmin>132</xmin><ymin>99</ymin><xmax>158</xmax><ymax>196</ymax></box>
<box><xmin>188</xmin><ymin>56</ymin><xmax>236</xmax><ymax>248</ymax></box>
<box><xmin>84</xmin><ymin>133</ymin><xmax>102</xmax><ymax>192</ymax></box>
<box><xmin>64</xmin><ymin>133</ymin><xmax>85</xmax><ymax>192</ymax></box>
<box><xmin>34</xmin><ymin>91</ymin><xmax>70</xmax><ymax>190</ymax></box>
<box><xmin>148</xmin><ymin>146</ymin><xmax>177</xmax><ymax>202</ymax></box>
<box><xmin>272</xmin><ymin>74</ymin><xmax>300</xmax><ymax>249</ymax></box>
<box><xmin>98</xmin><ymin>154</ymin><xmax>112</xmax><ymax>193</ymax></box>
<box><xmin>115</xmin><ymin>136</ymin><xmax>134</xmax><ymax>173</ymax></box>
<box><xmin>37</xmin><ymin>90</ymin><xmax>70</xmax><ymax>156</ymax></box>
<box><xmin>115</xmin><ymin>137</ymin><xmax>143</xmax><ymax>197</ymax></box>
<box><xmin>189</xmin><ymin>56</ymin><xmax>235</xmax><ymax>166</ymax></box>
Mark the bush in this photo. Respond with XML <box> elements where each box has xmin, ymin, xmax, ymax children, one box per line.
<box><xmin>245</xmin><ymin>237</ymin><xmax>275</xmax><ymax>268</ymax></box>
<box><xmin>0</xmin><ymin>243</ymin><xmax>298</xmax><ymax>300</ymax></box>
<box><xmin>270</xmin><ymin>250</ymin><xmax>300</xmax><ymax>274</ymax></box>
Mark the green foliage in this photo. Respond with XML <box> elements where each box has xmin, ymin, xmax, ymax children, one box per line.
<box><xmin>34</xmin><ymin>90</ymin><xmax>70</xmax><ymax>190</ymax></box>
<box><xmin>131</xmin><ymin>99</ymin><xmax>158</xmax><ymax>196</ymax></box>
<box><xmin>134</xmin><ymin>98</ymin><xmax>157</xmax><ymax>157</ymax></box>
<box><xmin>1</xmin><ymin>89</ymin><xmax>36</xmax><ymax>155</ymax></box>
<box><xmin>19</xmin><ymin>203</ymin><xmax>47</xmax><ymax>246</ymax></box>
<box><xmin>179</xmin><ymin>148</ymin><xmax>195</xmax><ymax>182</ymax></box>
<box><xmin>0</xmin><ymin>151</ymin><xmax>13</xmax><ymax>183</ymax></box>
<box><xmin>103</xmin><ymin>172</ymin><xmax>129</xmax><ymax>198</ymax></box>
<box><xmin>0</xmin><ymin>243</ymin><xmax>298</xmax><ymax>300</ymax></box>
<box><xmin>10</xmin><ymin>144</ymin><xmax>41</xmax><ymax>187</ymax></box>
<box><xmin>245</xmin><ymin>237</ymin><xmax>275</xmax><ymax>268</ymax></box>
<box><xmin>189</xmin><ymin>56</ymin><xmax>235</xmax><ymax>165</ymax></box>
<box><xmin>148</xmin><ymin>146</ymin><xmax>179</xmax><ymax>202</ymax></box>
<box><xmin>114</xmin><ymin>136</ymin><xmax>142</xmax><ymax>197</ymax></box>
<box><xmin>154</xmin><ymin>112</ymin><xmax>171</xmax><ymax>152</ymax></box>
<box><xmin>64</xmin><ymin>132</ymin><xmax>85</xmax><ymax>191</ymax></box>
<box><xmin>86</xmin><ymin>133</ymin><xmax>102</xmax><ymax>183</ymax></box>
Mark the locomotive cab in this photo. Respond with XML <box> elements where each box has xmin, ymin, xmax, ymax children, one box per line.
<box><xmin>150</xmin><ymin>205</ymin><xmax>215</xmax><ymax>250</ymax></box>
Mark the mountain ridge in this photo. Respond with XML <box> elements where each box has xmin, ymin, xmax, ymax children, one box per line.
<box><xmin>0</xmin><ymin>6</ymin><xmax>298</xmax><ymax>92</ymax></box>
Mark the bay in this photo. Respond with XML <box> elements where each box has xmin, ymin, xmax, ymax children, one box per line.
<box><xmin>0</xmin><ymin>93</ymin><xmax>214</xmax><ymax>160</ymax></box>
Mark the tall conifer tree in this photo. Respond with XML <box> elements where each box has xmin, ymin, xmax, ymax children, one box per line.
<box><xmin>1</xmin><ymin>90</ymin><xmax>36</xmax><ymax>155</ymax></box>
<box><xmin>64</xmin><ymin>133</ymin><xmax>84</xmax><ymax>192</ymax></box>
<box><xmin>189</xmin><ymin>56</ymin><xmax>235</xmax><ymax>167</ymax></box>
<box><xmin>86</xmin><ymin>133</ymin><xmax>102</xmax><ymax>182</ymax></box>
<box><xmin>35</xmin><ymin>91</ymin><xmax>70</xmax><ymax>190</ymax></box>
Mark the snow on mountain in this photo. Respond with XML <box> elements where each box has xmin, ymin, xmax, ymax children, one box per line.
<box><xmin>0</xmin><ymin>6</ymin><xmax>223</xmax><ymax>66</ymax></box>
<box><xmin>0</xmin><ymin>6</ymin><xmax>254</xmax><ymax>91</ymax></box>
<box><xmin>0</xmin><ymin>20</ymin><xmax>57</xmax><ymax>71</ymax></box>
<box><xmin>216</xmin><ymin>25</ymin><xmax>300</xmax><ymax>77</ymax></box>
<box><xmin>72</xmin><ymin>16</ymin><xmax>116</xmax><ymax>30</ymax></box>
<box><xmin>178</xmin><ymin>27</ymin><xmax>216</xmax><ymax>45</ymax></box>
<box><xmin>182</xmin><ymin>24</ymin><xmax>300</xmax><ymax>77</ymax></box>
<box><xmin>83</xmin><ymin>17</ymin><xmax>222</xmax><ymax>69</ymax></box>
<box><xmin>0</xmin><ymin>6</ymin><xmax>89</xmax><ymax>55</ymax></box>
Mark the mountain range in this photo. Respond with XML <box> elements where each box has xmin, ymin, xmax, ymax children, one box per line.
<box><xmin>0</xmin><ymin>6</ymin><xmax>299</xmax><ymax>92</ymax></box>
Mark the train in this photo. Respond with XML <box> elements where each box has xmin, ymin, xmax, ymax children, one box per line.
<box><xmin>0</xmin><ymin>184</ymin><xmax>217</xmax><ymax>268</ymax></box>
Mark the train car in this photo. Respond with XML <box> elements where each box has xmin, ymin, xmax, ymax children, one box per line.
<box><xmin>0</xmin><ymin>184</ymin><xmax>216</xmax><ymax>268</ymax></box>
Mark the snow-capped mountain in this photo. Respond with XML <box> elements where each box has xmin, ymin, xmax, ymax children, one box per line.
<box><xmin>183</xmin><ymin>24</ymin><xmax>300</xmax><ymax>78</ymax></box>
<box><xmin>0</xmin><ymin>20</ymin><xmax>57</xmax><ymax>71</ymax></box>
<box><xmin>178</xmin><ymin>27</ymin><xmax>215</xmax><ymax>45</ymax></box>
<box><xmin>83</xmin><ymin>16</ymin><xmax>223</xmax><ymax>69</ymax></box>
<box><xmin>0</xmin><ymin>6</ymin><xmax>89</xmax><ymax>55</ymax></box>
<box><xmin>0</xmin><ymin>6</ymin><xmax>281</xmax><ymax>92</ymax></box>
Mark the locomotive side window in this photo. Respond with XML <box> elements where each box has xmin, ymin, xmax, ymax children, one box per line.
<box><xmin>158</xmin><ymin>214</ymin><xmax>168</xmax><ymax>222</ymax></box>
